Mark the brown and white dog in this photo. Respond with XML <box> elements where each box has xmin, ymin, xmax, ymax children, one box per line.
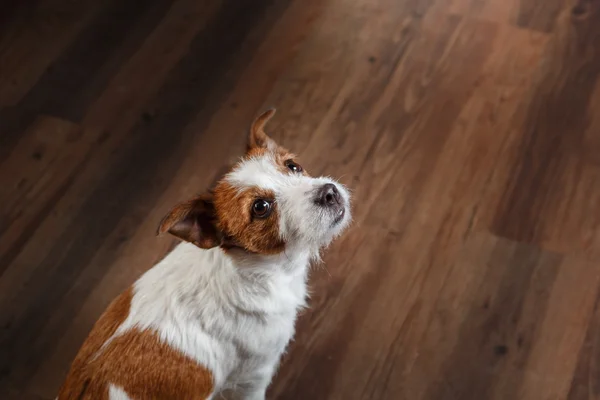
<box><xmin>58</xmin><ymin>109</ymin><xmax>352</xmax><ymax>400</ymax></box>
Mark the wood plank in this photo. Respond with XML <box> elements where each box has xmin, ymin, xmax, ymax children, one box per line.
<box><xmin>0</xmin><ymin>0</ymin><xmax>173</xmax><ymax>163</ymax></box>
<box><xmin>489</xmin><ymin>0</ymin><xmax>600</xmax><ymax>255</ymax></box>
<box><xmin>0</xmin><ymin>0</ymin><xmax>224</xmax><ymax>333</ymax></box>
<box><xmin>567</xmin><ymin>288</ymin><xmax>600</xmax><ymax>400</ymax></box>
<box><xmin>514</xmin><ymin>0</ymin><xmax>565</xmax><ymax>32</ymax></box>
<box><xmin>518</xmin><ymin>256</ymin><xmax>599</xmax><ymax>400</ymax></box>
<box><xmin>0</xmin><ymin>116</ymin><xmax>101</xmax><ymax>275</ymax></box>
<box><xmin>81</xmin><ymin>0</ymin><xmax>222</xmax><ymax>132</ymax></box>
<box><xmin>434</xmin><ymin>0</ymin><xmax>564</xmax><ymax>30</ymax></box>
<box><xmin>439</xmin><ymin>0</ymin><xmax>518</xmax><ymax>24</ymax></box>
<box><xmin>423</xmin><ymin>234</ymin><xmax>598</xmax><ymax>400</ymax></box>
<box><xmin>0</xmin><ymin>0</ymin><xmax>103</xmax><ymax>107</ymax></box>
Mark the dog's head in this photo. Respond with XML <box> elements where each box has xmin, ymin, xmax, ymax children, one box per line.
<box><xmin>158</xmin><ymin>109</ymin><xmax>351</xmax><ymax>260</ymax></box>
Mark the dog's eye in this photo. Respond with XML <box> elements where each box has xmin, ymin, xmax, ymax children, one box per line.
<box><xmin>285</xmin><ymin>159</ymin><xmax>302</xmax><ymax>173</ymax></box>
<box><xmin>252</xmin><ymin>199</ymin><xmax>272</xmax><ymax>218</ymax></box>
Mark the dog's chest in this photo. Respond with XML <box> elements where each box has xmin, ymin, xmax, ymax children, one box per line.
<box><xmin>237</xmin><ymin>309</ymin><xmax>297</xmax><ymax>354</ymax></box>
<box><xmin>128</xmin><ymin>245</ymin><xmax>309</xmax><ymax>384</ymax></box>
<box><xmin>191</xmin><ymin>290</ymin><xmax>301</xmax><ymax>359</ymax></box>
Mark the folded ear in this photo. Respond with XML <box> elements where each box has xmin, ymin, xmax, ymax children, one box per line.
<box><xmin>248</xmin><ymin>108</ymin><xmax>278</xmax><ymax>151</ymax></box>
<box><xmin>157</xmin><ymin>194</ymin><xmax>222</xmax><ymax>249</ymax></box>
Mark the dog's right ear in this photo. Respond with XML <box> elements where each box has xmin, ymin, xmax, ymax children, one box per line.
<box><xmin>157</xmin><ymin>194</ymin><xmax>222</xmax><ymax>249</ymax></box>
<box><xmin>248</xmin><ymin>108</ymin><xmax>278</xmax><ymax>151</ymax></box>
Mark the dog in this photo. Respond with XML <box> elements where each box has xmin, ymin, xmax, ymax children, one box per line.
<box><xmin>57</xmin><ymin>109</ymin><xmax>352</xmax><ymax>399</ymax></box>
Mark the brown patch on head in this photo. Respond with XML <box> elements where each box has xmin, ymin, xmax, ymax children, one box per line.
<box><xmin>156</xmin><ymin>184</ymin><xmax>286</xmax><ymax>254</ymax></box>
<box><xmin>157</xmin><ymin>108</ymin><xmax>306</xmax><ymax>253</ymax></box>
<box><xmin>246</xmin><ymin>146</ymin><xmax>306</xmax><ymax>176</ymax></box>
<box><xmin>59</xmin><ymin>292</ymin><xmax>214</xmax><ymax>399</ymax></box>
<box><xmin>213</xmin><ymin>182</ymin><xmax>285</xmax><ymax>254</ymax></box>
<box><xmin>274</xmin><ymin>151</ymin><xmax>308</xmax><ymax>176</ymax></box>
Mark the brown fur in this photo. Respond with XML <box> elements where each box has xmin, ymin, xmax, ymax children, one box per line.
<box><xmin>246</xmin><ymin>146</ymin><xmax>306</xmax><ymax>176</ymax></box>
<box><xmin>156</xmin><ymin>195</ymin><xmax>222</xmax><ymax>249</ymax></box>
<box><xmin>276</xmin><ymin>153</ymin><xmax>307</xmax><ymax>176</ymax></box>
<box><xmin>58</xmin><ymin>288</ymin><xmax>214</xmax><ymax>399</ymax></box>
<box><xmin>246</xmin><ymin>109</ymin><xmax>307</xmax><ymax>176</ymax></box>
<box><xmin>81</xmin><ymin>328</ymin><xmax>213</xmax><ymax>399</ymax></box>
<box><xmin>245</xmin><ymin>146</ymin><xmax>269</xmax><ymax>159</ymax></box>
<box><xmin>58</xmin><ymin>288</ymin><xmax>133</xmax><ymax>399</ymax></box>
<box><xmin>213</xmin><ymin>183</ymin><xmax>285</xmax><ymax>254</ymax></box>
<box><xmin>248</xmin><ymin>108</ymin><xmax>276</xmax><ymax>150</ymax></box>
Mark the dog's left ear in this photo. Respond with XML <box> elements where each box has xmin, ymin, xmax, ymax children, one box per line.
<box><xmin>248</xmin><ymin>108</ymin><xmax>278</xmax><ymax>151</ymax></box>
<box><xmin>157</xmin><ymin>194</ymin><xmax>222</xmax><ymax>249</ymax></box>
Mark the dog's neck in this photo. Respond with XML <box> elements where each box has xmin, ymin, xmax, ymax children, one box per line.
<box><xmin>150</xmin><ymin>242</ymin><xmax>312</xmax><ymax>316</ymax></box>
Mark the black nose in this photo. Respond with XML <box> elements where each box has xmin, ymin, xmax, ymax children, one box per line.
<box><xmin>316</xmin><ymin>183</ymin><xmax>341</xmax><ymax>206</ymax></box>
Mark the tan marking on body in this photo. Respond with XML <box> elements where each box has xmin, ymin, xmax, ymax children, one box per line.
<box><xmin>59</xmin><ymin>289</ymin><xmax>214</xmax><ymax>399</ymax></box>
<box><xmin>88</xmin><ymin>329</ymin><xmax>213</xmax><ymax>399</ymax></box>
<box><xmin>58</xmin><ymin>287</ymin><xmax>133</xmax><ymax>399</ymax></box>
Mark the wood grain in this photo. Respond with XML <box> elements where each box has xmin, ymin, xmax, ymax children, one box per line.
<box><xmin>491</xmin><ymin>0</ymin><xmax>600</xmax><ymax>255</ymax></box>
<box><xmin>0</xmin><ymin>0</ymin><xmax>104</xmax><ymax>107</ymax></box>
<box><xmin>1</xmin><ymin>0</ymin><xmax>600</xmax><ymax>399</ymax></box>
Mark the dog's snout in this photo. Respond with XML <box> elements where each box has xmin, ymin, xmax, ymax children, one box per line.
<box><xmin>316</xmin><ymin>183</ymin><xmax>341</xmax><ymax>206</ymax></box>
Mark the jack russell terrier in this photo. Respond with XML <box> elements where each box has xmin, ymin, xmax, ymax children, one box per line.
<box><xmin>58</xmin><ymin>109</ymin><xmax>352</xmax><ymax>399</ymax></box>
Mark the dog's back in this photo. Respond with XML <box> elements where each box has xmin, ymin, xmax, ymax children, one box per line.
<box><xmin>58</xmin><ymin>285</ymin><xmax>213</xmax><ymax>399</ymax></box>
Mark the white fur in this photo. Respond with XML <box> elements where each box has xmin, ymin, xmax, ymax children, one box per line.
<box><xmin>111</xmin><ymin>243</ymin><xmax>309</xmax><ymax>398</ymax></box>
<box><xmin>103</xmin><ymin>152</ymin><xmax>351</xmax><ymax>399</ymax></box>
<box><xmin>108</xmin><ymin>384</ymin><xmax>131</xmax><ymax>400</ymax></box>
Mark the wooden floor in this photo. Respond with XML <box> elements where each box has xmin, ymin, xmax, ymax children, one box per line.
<box><xmin>1</xmin><ymin>0</ymin><xmax>600</xmax><ymax>398</ymax></box>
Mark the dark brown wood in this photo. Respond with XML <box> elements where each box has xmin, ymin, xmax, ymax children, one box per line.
<box><xmin>1</xmin><ymin>0</ymin><xmax>600</xmax><ymax>399</ymax></box>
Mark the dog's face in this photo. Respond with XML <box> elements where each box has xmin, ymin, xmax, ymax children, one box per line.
<box><xmin>158</xmin><ymin>109</ymin><xmax>351</xmax><ymax>259</ymax></box>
